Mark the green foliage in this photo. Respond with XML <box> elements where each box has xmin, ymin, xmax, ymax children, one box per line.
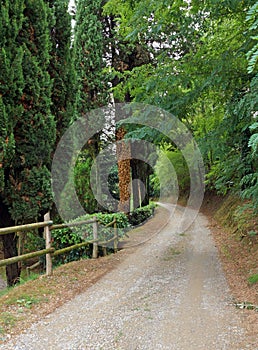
<box><xmin>23</xmin><ymin>231</ymin><xmax>45</xmax><ymax>254</ymax></box>
<box><xmin>241</xmin><ymin>172</ymin><xmax>258</xmax><ymax>211</ymax></box>
<box><xmin>0</xmin><ymin>1</ymin><xmax>24</xmax><ymax>199</ymax></box>
<box><xmin>1</xmin><ymin>0</ymin><xmax>257</xmax><ymax>282</ymax></box>
<box><xmin>95</xmin><ymin>212</ymin><xmax>129</xmax><ymax>229</ymax></box>
<box><xmin>6</xmin><ymin>167</ymin><xmax>54</xmax><ymax>223</ymax></box>
<box><xmin>0</xmin><ymin>0</ymin><xmax>56</xmax><ymax>223</ymax></box>
<box><xmin>0</xmin><ymin>97</ymin><xmax>8</xmax><ymax>192</ymax></box>
<box><xmin>15</xmin><ymin>295</ymin><xmax>41</xmax><ymax>309</ymax></box>
<box><xmin>205</xmin><ymin>154</ymin><xmax>242</xmax><ymax>195</ymax></box>
<box><xmin>239</xmin><ymin>77</ymin><xmax>258</xmax><ymax>210</ymax></box>
<box><xmin>248</xmin><ymin>230</ymin><xmax>257</xmax><ymax>237</ymax></box>
<box><xmin>0</xmin><ymin>0</ymin><xmax>75</xmax><ymax>285</ymax></box>
<box><xmin>52</xmin><ymin>211</ymin><xmax>130</xmax><ymax>264</ymax></box>
<box><xmin>154</xmin><ymin>146</ymin><xmax>190</xmax><ymax>197</ymax></box>
<box><xmin>149</xmin><ymin>173</ymin><xmax>160</xmax><ymax>199</ymax></box>
<box><xmin>128</xmin><ymin>202</ymin><xmax>156</xmax><ymax>226</ymax></box>
<box><xmin>74</xmin><ymin>0</ymin><xmax>109</xmax><ymax>114</ymax></box>
<box><xmin>246</xmin><ymin>1</ymin><xmax>258</xmax><ymax>73</ymax></box>
<box><xmin>248</xmin><ymin>274</ymin><xmax>258</xmax><ymax>284</ymax></box>
<box><xmin>48</xmin><ymin>0</ymin><xmax>76</xmax><ymax>139</ymax></box>
<box><xmin>74</xmin><ymin>151</ymin><xmax>98</xmax><ymax>214</ymax></box>
<box><xmin>69</xmin><ymin>0</ymin><xmax>110</xmax><ymax>218</ymax></box>
<box><xmin>107</xmin><ymin>0</ymin><xmax>258</xmax><ymax>214</ymax></box>
<box><xmin>52</xmin><ymin>226</ymin><xmax>90</xmax><ymax>265</ymax></box>
<box><xmin>249</xmin><ymin>121</ymin><xmax>258</xmax><ymax>156</ymax></box>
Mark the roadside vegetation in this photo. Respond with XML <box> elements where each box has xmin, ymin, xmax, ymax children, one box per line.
<box><xmin>202</xmin><ymin>193</ymin><xmax>258</xmax><ymax>308</ymax></box>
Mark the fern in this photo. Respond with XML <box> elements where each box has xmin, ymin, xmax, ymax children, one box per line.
<box><xmin>248</xmin><ymin>122</ymin><xmax>258</xmax><ymax>156</ymax></box>
<box><xmin>246</xmin><ymin>2</ymin><xmax>258</xmax><ymax>73</ymax></box>
<box><xmin>249</xmin><ymin>133</ymin><xmax>258</xmax><ymax>155</ymax></box>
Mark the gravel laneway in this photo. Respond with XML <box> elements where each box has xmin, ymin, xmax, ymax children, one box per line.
<box><xmin>1</xmin><ymin>204</ymin><xmax>256</xmax><ymax>350</ymax></box>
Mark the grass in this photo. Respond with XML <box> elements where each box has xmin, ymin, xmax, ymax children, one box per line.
<box><xmin>0</xmin><ymin>270</ymin><xmax>55</xmax><ymax>339</ymax></box>
<box><xmin>0</xmin><ymin>271</ymin><xmax>41</xmax><ymax>297</ymax></box>
<box><xmin>4</xmin><ymin>293</ymin><xmax>46</xmax><ymax>308</ymax></box>
<box><xmin>248</xmin><ymin>274</ymin><xmax>258</xmax><ymax>285</ymax></box>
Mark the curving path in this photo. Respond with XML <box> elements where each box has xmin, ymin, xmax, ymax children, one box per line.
<box><xmin>1</xmin><ymin>204</ymin><xmax>256</xmax><ymax>350</ymax></box>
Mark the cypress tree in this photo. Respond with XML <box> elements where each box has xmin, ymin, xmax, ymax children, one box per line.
<box><xmin>73</xmin><ymin>0</ymin><xmax>109</xmax><ymax>213</ymax></box>
<box><xmin>47</xmin><ymin>0</ymin><xmax>75</xmax><ymax>216</ymax></box>
<box><xmin>74</xmin><ymin>0</ymin><xmax>108</xmax><ymax>114</ymax></box>
<box><xmin>6</xmin><ymin>0</ymin><xmax>55</xmax><ymax>221</ymax></box>
<box><xmin>0</xmin><ymin>0</ymin><xmax>55</xmax><ymax>286</ymax></box>
<box><xmin>48</xmin><ymin>0</ymin><xmax>75</xmax><ymax>141</ymax></box>
<box><xmin>0</xmin><ymin>0</ymin><xmax>25</xmax><ymax>286</ymax></box>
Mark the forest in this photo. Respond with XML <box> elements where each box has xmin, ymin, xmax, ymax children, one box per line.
<box><xmin>0</xmin><ymin>0</ymin><xmax>257</xmax><ymax>286</ymax></box>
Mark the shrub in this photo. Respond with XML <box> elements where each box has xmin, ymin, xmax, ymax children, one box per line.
<box><xmin>51</xmin><ymin>227</ymin><xmax>90</xmax><ymax>265</ymax></box>
<box><xmin>51</xmin><ymin>211</ymin><xmax>130</xmax><ymax>265</ymax></box>
<box><xmin>128</xmin><ymin>203</ymin><xmax>156</xmax><ymax>226</ymax></box>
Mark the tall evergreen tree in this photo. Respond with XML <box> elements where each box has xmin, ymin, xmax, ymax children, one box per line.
<box><xmin>74</xmin><ymin>0</ymin><xmax>108</xmax><ymax>114</ymax></box>
<box><xmin>0</xmin><ymin>0</ymin><xmax>26</xmax><ymax>286</ymax></box>
<box><xmin>0</xmin><ymin>0</ymin><xmax>56</xmax><ymax>286</ymax></box>
<box><xmin>48</xmin><ymin>0</ymin><xmax>75</xmax><ymax>141</ymax></box>
<box><xmin>47</xmin><ymin>0</ymin><xmax>76</xmax><ymax>217</ymax></box>
<box><xmin>72</xmin><ymin>0</ymin><xmax>109</xmax><ymax>213</ymax></box>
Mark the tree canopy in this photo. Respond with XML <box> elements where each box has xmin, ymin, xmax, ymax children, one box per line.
<box><xmin>104</xmin><ymin>0</ymin><xmax>258</xmax><ymax>209</ymax></box>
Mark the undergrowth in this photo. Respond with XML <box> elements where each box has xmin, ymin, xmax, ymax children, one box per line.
<box><xmin>215</xmin><ymin>195</ymin><xmax>258</xmax><ymax>242</ymax></box>
<box><xmin>213</xmin><ymin>193</ymin><xmax>258</xmax><ymax>291</ymax></box>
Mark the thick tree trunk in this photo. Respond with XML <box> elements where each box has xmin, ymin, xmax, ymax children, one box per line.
<box><xmin>0</xmin><ymin>202</ymin><xmax>20</xmax><ymax>286</ymax></box>
<box><xmin>116</xmin><ymin>127</ymin><xmax>131</xmax><ymax>213</ymax></box>
<box><xmin>130</xmin><ymin>141</ymin><xmax>151</xmax><ymax>209</ymax></box>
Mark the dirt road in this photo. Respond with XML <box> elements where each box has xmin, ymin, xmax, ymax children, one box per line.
<box><xmin>1</xmin><ymin>204</ymin><xmax>256</xmax><ymax>349</ymax></box>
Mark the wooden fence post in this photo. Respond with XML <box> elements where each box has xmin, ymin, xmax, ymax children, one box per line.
<box><xmin>114</xmin><ymin>218</ymin><xmax>118</xmax><ymax>253</ymax></box>
<box><xmin>17</xmin><ymin>231</ymin><xmax>25</xmax><ymax>272</ymax></box>
<box><xmin>44</xmin><ymin>212</ymin><xmax>52</xmax><ymax>276</ymax></box>
<box><xmin>92</xmin><ymin>216</ymin><xmax>98</xmax><ymax>259</ymax></box>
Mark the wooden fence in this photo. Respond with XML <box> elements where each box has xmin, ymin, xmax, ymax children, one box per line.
<box><xmin>0</xmin><ymin>213</ymin><xmax>118</xmax><ymax>276</ymax></box>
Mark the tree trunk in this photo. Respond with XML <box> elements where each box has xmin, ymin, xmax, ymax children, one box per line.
<box><xmin>131</xmin><ymin>159</ymin><xmax>140</xmax><ymax>209</ymax></box>
<box><xmin>138</xmin><ymin>161</ymin><xmax>150</xmax><ymax>207</ymax></box>
<box><xmin>141</xmin><ymin>163</ymin><xmax>150</xmax><ymax>207</ymax></box>
<box><xmin>116</xmin><ymin>127</ymin><xmax>131</xmax><ymax>213</ymax></box>
<box><xmin>0</xmin><ymin>202</ymin><xmax>20</xmax><ymax>286</ymax></box>
<box><xmin>131</xmin><ymin>159</ymin><xmax>149</xmax><ymax>209</ymax></box>
<box><xmin>130</xmin><ymin>141</ymin><xmax>151</xmax><ymax>209</ymax></box>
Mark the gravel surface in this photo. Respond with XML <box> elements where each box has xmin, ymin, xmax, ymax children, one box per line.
<box><xmin>1</xmin><ymin>204</ymin><xmax>256</xmax><ymax>350</ymax></box>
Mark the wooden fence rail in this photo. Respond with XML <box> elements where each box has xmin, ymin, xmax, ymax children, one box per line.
<box><xmin>0</xmin><ymin>213</ymin><xmax>119</xmax><ymax>277</ymax></box>
<box><xmin>0</xmin><ymin>248</ymin><xmax>55</xmax><ymax>267</ymax></box>
<box><xmin>0</xmin><ymin>221</ymin><xmax>53</xmax><ymax>235</ymax></box>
